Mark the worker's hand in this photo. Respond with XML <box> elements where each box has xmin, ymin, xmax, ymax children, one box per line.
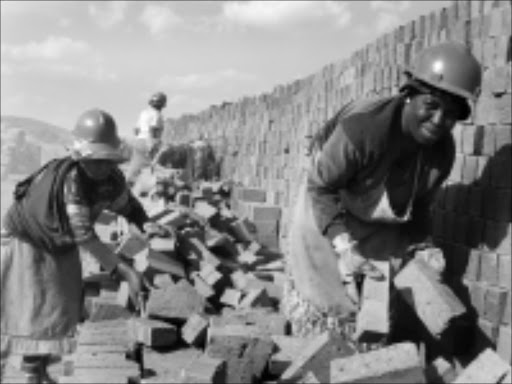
<box><xmin>113</xmin><ymin>261</ymin><xmax>149</xmax><ymax>309</ymax></box>
<box><xmin>408</xmin><ymin>244</ymin><xmax>445</xmax><ymax>277</ymax></box>
<box><xmin>143</xmin><ymin>221</ymin><xmax>175</xmax><ymax>239</ymax></box>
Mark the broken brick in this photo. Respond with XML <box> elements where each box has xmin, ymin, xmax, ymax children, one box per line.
<box><xmin>330</xmin><ymin>342</ymin><xmax>424</xmax><ymax>383</ymax></box>
<box><xmin>181</xmin><ymin>312</ymin><xmax>209</xmax><ymax>347</ymax></box>
<box><xmin>180</xmin><ymin>355</ymin><xmax>226</xmax><ymax>384</ymax></box>
<box><xmin>281</xmin><ymin>331</ymin><xmax>356</xmax><ymax>383</ymax></box>
<box><xmin>394</xmin><ymin>258</ymin><xmax>466</xmax><ymax>337</ymax></box>
<box><xmin>453</xmin><ymin>348</ymin><xmax>511</xmax><ymax>383</ymax></box>
<box><xmin>128</xmin><ymin>317</ymin><xmax>178</xmax><ymax>348</ymax></box>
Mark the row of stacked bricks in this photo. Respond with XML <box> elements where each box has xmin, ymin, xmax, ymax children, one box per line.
<box><xmin>164</xmin><ymin>0</ymin><xmax>511</xmax><ymax>363</ymax></box>
<box><xmin>430</xmin><ymin>0</ymin><xmax>512</xmax><ymax>366</ymax></box>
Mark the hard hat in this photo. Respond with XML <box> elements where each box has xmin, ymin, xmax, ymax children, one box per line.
<box><xmin>149</xmin><ymin>92</ymin><xmax>167</xmax><ymax>108</ymax></box>
<box><xmin>403</xmin><ymin>42</ymin><xmax>482</xmax><ymax>119</ymax></box>
<box><xmin>72</xmin><ymin>109</ymin><xmax>126</xmax><ymax>162</ymax></box>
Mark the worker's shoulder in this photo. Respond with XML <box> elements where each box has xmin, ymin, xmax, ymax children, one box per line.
<box><xmin>337</xmin><ymin>96</ymin><xmax>402</xmax><ymax>152</ymax></box>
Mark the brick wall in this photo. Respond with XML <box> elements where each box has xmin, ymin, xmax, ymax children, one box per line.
<box><xmin>164</xmin><ymin>0</ymin><xmax>511</xmax><ymax>361</ymax></box>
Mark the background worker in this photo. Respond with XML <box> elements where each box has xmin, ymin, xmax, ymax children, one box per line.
<box><xmin>126</xmin><ymin>91</ymin><xmax>167</xmax><ymax>189</ymax></box>
<box><xmin>284</xmin><ymin>41</ymin><xmax>482</xmax><ymax>339</ymax></box>
<box><xmin>0</xmin><ymin>109</ymin><xmax>169</xmax><ymax>382</ymax></box>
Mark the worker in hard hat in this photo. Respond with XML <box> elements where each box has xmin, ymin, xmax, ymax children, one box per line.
<box><xmin>126</xmin><ymin>91</ymin><xmax>167</xmax><ymax>189</ymax></box>
<box><xmin>0</xmin><ymin>109</ymin><xmax>169</xmax><ymax>382</ymax></box>
<box><xmin>284</xmin><ymin>42</ymin><xmax>482</xmax><ymax>338</ymax></box>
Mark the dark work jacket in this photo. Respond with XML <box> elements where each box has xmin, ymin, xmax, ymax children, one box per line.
<box><xmin>3</xmin><ymin>157</ymin><xmax>148</xmax><ymax>255</ymax></box>
<box><xmin>286</xmin><ymin>95</ymin><xmax>455</xmax><ymax>314</ymax></box>
<box><xmin>308</xmin><ymin>95</ymin><xmax>455</xmax><ymax>244</ymax></box>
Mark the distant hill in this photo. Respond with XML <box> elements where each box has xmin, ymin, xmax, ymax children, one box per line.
<box><xmin>1</xmin><ymin>115</ymin><xmax>72</xmax><ymax>146</ymax></box>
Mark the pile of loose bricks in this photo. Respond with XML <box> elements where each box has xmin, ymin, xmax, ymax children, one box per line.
<box><xmin>7</xmin><ymin>180</ymin><xmax>500</xmax><ymax>384</ymax></box>
<box><xmin>161</xmin><ymin>0</ymin><xmax>511</xmax><ymax>380</ymax></box>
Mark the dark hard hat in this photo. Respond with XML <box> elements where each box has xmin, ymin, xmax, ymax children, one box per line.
<box><xmin>404</xmin><ymin>41</ymin><xmax>482</xmax><ymax>101</ymax></box>
<box><xmin>72</xmin><ymin>109</ymin><xmax>125</xmax><ymax>161</ymax></box>
<box><xmin>149</xmin><ymin>92</ymin><xmax>167</xmax><ymax>107</ymax></box>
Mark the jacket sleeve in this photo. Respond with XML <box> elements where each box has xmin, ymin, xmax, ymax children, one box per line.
<box><xmin>307</xmin><ymin>121</ymin><xmax>361</xmax><ymax>242</ymax></box>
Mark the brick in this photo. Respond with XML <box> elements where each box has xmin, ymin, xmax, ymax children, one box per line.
<box><xmin>199</xmin><ymin>263</ymin><xmax>224</xmax><ymax>290</ymax></box>
<box><xmin>425</xmin><ymin>357</ymin><xmax>457</xmax><ymax>384</ymax></box>
<box><xmin>116</xmin><ymin>281</ymin><xmax>131</xmax><ymax>308</ymax></box>
<box><xmin>220</xmin><ymin>288</ymin><xmax>243</xmax><ymax>308</ymax></box>
<box><xmin>462</xmin><ymin>125</ymin><xmax>477</xmax><ymax>154</ymax></box>
<box><xmin>238</xmin><ymin>187</ymin><xmax>267</xmax><ymax>203</ymax></box>
<box><xmin>128</xmin><ymin>317</ymin><xmax>178</xmax><ymax>347</ymax></box>
<box><xmin>480</xmin><ymin>251</ymin><xmax>500</xmax><ymax>285</ymax></box>
<box><xmin>115</xmin><ymin>233</ymin><xmax>148</xmax><ymax>258</ymax></box>
<box><xmin>153</xmin><ymin>273</ymin><xmax>175</xmax><ymax>288</ymax></box>
<box><xmin>191</xmin><ymin>272</ymin><xmax>216</xmax><ymax>299</ymax></box>
<box><xmin>180</xmin><ymin>355</ymin><xmax>226</xmax><ymax>384</ymax></box>
<box><xmin>394</xmin><ymin>258</ymin><xmax>466</xmax><ymax>337</ymax></box>
<box><xmin>464</xmin><ymin>249</ymin><xmax>481</xmax><ymax>281</ymax></box>
<box><xmin>269</xmin><ymin>335</ymin><xmax>315</xmax><ymax>377</ymax></box>
<box><xmin>462</xmin><ymin>155</ymin><xmax>479</xmax><ymax>183</ymax></box>
<box><xmin>245</xmin><ymin>203</ymin><xmax>281</xmax><ymax>222</ymax></box>
<box><xmin>182</xmin><ymin>312</ymin><xmax>209</xmax><ymax>347</ymax></box>
<box><xmin>149</xmin><ymin>236</ymin><xmax>175</xmax><ymax>253</ymax></box>
<box><xmin>481</xmin><ymin>125</ymin><xmax>497</xmax><ymax>155</ymax></box>
<box><xmin>230</xmin><ymin>270</ymin><xmax>250</xmax><ymax>290</ymax></box>
<box><xmin>229</xmin><ymin>218</ymin><xmax>257</xmax><ymax>243</ymax></box>
<box><xmin>211</xmin><ymin>309</ymin><xmax>288</xmax><ymax>336</ymax></box>
<box><xmin>133</xmin><ymin>247</ymin><xmax>186</xmax><ymax>279</ymax></box>
<box><xmin>175</xmin><ymin>190</ymin><xmax>192</xmax><ymax>207</ymax></box>
<box><xmin>194</xmin><ymin>200</ymin><xmax>219</xmax><ymax>220</ymax></box>
<box><xmin>86</xmin><ymin>296</ymin><xmax>132</xmax><ymax>323</ymax></box>
<box><xmin>330</xmin><ymin>342</ymin><xmax>424</xmax><ymax>383</ymax></box>
<box><xmin>239</xmin><ymin>288</ymin><xmax>273</xmax><ymax>309</ymax></box>
<box><xmin>448</xmin><ymin>154</ymin><xmax>464</xmax><ymax>182</ymax></box>
<box><xmin>483</xmin><ymin>221</ymin><xmax>512</xmax><ymax>254</ymax></box>
<box><xmin>147</xmin><ymin>279</ymin><xmax>206</xmax><ymax>323</ymax></box>
<box><xmin>453</xmin><ymin>348</ymin><xmax>511</xmax><ymax>383</ymax></box>
<box><xmin>298</xmin><ymin>371</ymin><xmax>321</xmax><ymax>383</ymax></box>
<box><xmin>498</xmin><ymin>326</ymin><xmax>512</xmax><ymax>364</ymax></box>
<box><xmin>484</xmin><ymin>286</ymin><xmax>509</xmax><ymax>325</ymax></box>
<box><xmin>282</xmin><ymin>331</ymin><xmax>356</xmax><ymax>383</ymax></box>
<box><xmin>499</xmin><ymin>255</ymin><xmax>512</xmax><ymax>290</ymax></box>
<box><xmin>467</xmin><ymin>280</ymin><xmax>486</xmax><ymax>317</ymax></box>
<box><xmin>205</xmin><ymin>327</ymin><xmax>275</xmax><ymax>383</ymax></box>
<box><xmin>478</xmin><ymin>317</ymin><xmax>500</xmax><ymax>344</ymax></box>
<box><xmin>354</xmin><ymin>261</ymin><xmax>390</xmax><ymax>343</ymax></box>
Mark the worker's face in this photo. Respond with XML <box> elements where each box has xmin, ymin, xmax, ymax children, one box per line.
<box><xmin>79</xmin><ymin>159</ymin><xmax>116</xmax><ymax>180</ymax></box>
<box><xmin>407</xmin><ymin>91</ymin><xmax>460</xmax><ymax>145</ymax></box>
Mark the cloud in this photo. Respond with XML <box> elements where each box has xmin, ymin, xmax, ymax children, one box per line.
<box><xmin>1</xmin><ymin>35</ymin><xmax>90</xmax><ymax>61</ymax></box>
<box><xmin>1</xmin><ymin>36</ymin><xmax>117</xmax><ymax>82</ymax></box>
<box><xmin>139</xmin><ymin>3</ymin><xmax>183</xmax><ymax>37</ymax></box>
<box><xmin>88</xmin><ymin>1</ymin><xmax>128</xmax><ymax>29</ymax></box>
<box><xmin>158</xmin><ymin>69</ymin><xmax>257</xmax><ymax>90</ymax></box>
<box><xmin>221</xmin><ymin>1</ymin><xmax>351</xmax><ymax>29</ymax></box>
<box><xmin>369</xmin><ymin>1</ymin><xmax>411</xmax><ymax>33</ymax></box>
<box><xmin>370</xmin><ymin>1</ymin><xmax>410</xmax><ymax>12</ymax></box>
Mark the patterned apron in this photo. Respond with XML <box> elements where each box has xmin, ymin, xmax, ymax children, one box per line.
<box><xmin>0</xmin><ymin>230</ymin><xmax>82</xmax><ymax>357</ymax></box>
<box><xmin>284</xmin><ymin>153</ymin><xmax>422</xmax><ymax>337</ymax></box>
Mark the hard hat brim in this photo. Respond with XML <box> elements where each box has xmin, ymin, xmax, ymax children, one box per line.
<box><xmin>78</xmin><ymin>142</ymin><xmax>128</xmax><ymax>163</ymax></box>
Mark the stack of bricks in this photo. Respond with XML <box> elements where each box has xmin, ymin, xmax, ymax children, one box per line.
<box><xmin>163</xmin><ymin>0</ymin><xmax>511</xmax><ymax>367</ymax></box>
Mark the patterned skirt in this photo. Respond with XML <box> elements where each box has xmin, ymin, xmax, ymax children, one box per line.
<box><xmin>1</xmin><ymin>232</ymin><xmax>81</xmax><ymax>356</ymax></box>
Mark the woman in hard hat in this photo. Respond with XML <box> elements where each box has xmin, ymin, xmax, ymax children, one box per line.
<box><xmin>0</xmin><ymin>109</ymin><xmax>168</xmax><ymax>382</ymax></box>
<box><xmin>284</xmin><ymin>41</ymin><xmax>482</xmax><ymax>338</ymax></box>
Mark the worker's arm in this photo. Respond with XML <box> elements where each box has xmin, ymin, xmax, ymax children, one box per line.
<box><xmin>307</xmin><ymin>120</ymin><xmax>361</xmax><ymax>243</ymax></box>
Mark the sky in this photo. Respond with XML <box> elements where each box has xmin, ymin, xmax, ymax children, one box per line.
<box><xmin>1</xmin><ymin>0</ymin><xmax>450</xmax><ymax>137</ymax></box>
